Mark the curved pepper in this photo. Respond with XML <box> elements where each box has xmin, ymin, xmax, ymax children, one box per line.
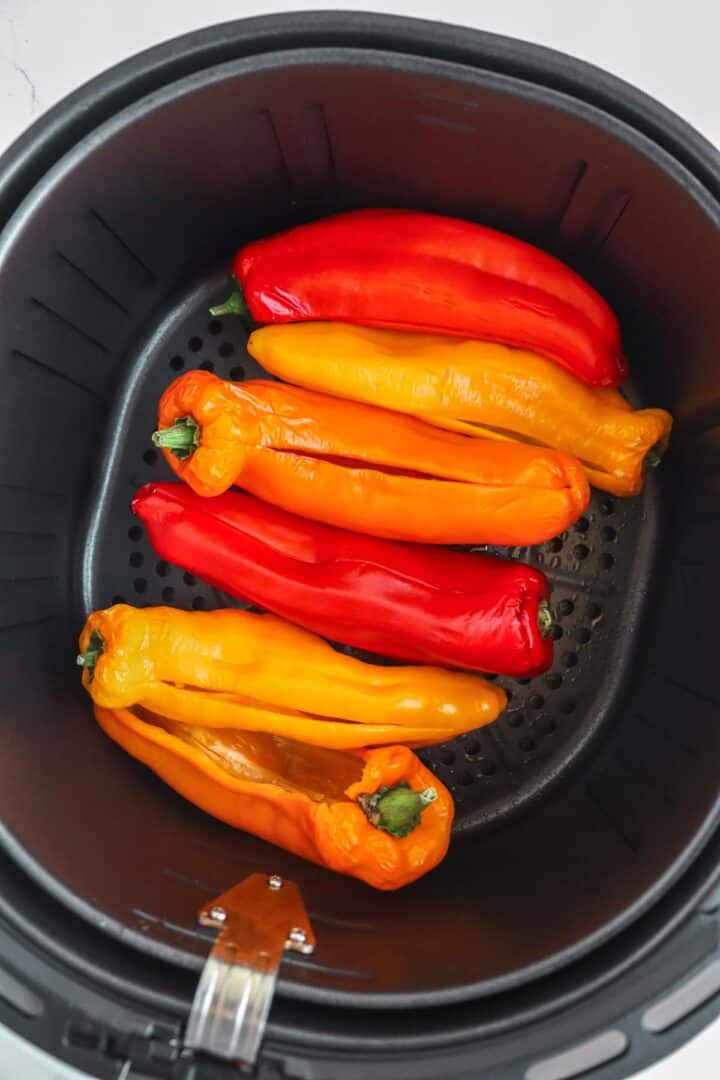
<box><xmin>94</xmin><ymin>705</ymin><xmax>453</xmax><ymax>889</ymax></box>
<box><xmin>249</xmin><ymin>323</ymin><xmax>673</xmax><ymax>497</ymax></box>
<box><xmin>133</xmin><ymin>483</ymin><xmax>554</xmax><ymax>677</ymax></box>
<box><xmin>78</xmin><ymin>605</ymin><xmax>507</xmax><ymax>748</ymax></box>
<box><xmin>211</xmin><ymin>208</ymin><xmax>626</xmax><ymax>387</ymax></box>
<box><xmin>152</xmin><ymin>371</ymin><xmax>589</xmax><ymax>546</ymax></box>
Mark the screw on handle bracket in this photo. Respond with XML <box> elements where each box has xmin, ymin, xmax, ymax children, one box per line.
<box><xmin>185</xmin><ymin>874</ymin><xmax>315</xmax><ymax>1067</ymax></box>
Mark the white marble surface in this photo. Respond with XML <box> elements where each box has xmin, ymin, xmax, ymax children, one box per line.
<box><xmin>0</xmin><ymin>1</ymin><xmax>719</xmax><ymax>1077</ymax></box>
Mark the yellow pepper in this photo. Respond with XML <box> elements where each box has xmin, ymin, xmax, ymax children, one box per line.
<box><xmin>78</xmin><ymin>605</ymin><xmax>507</xmax><ymax>749</ymax></box>
<box><xmin>248</xmin><ymin>322</ymin><xmax>673</xmax><ymax>497</ymax></box>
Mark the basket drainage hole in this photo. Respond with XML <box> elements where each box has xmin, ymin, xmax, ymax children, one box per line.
<box><xmin>169</xmin><ymin>355</ymin><xmax>184</xmax><ymax>371</ymax></box>
<box><xmin>229</xmin><ymin>365</ymin><xmax>246</xmax><ymax>381</ymax></box>
<box><xmin>599</xmin><ymin>553</ymin><xmax>615</xmax><ymax>570</ymax></box>
<box><xmin>464</xmin><ymin>738</ymin><xmax>482</xmax><ymax>758</ymax></box>
<box><xmin>547</xmin><ymin>537</ymin><xmax>563</xmax><ymax>553</ymax></box>
<box><xmin>562</xmin><ymin>651</ymin><xmax>579</xmax><ymax>668</ymax></box>
<box><xmin>528</xmin><ymin>694</ymin><xmax>544</xmax><ymax>710</ymax></box>
<box><xmin>601</xmin><ymin>526</ymin><xmax>617</xmax><ymax>542</ymax></box>
<box><xmin>558</xmin><ymin>599</ymin><xmax>574</xmax><ymax>617</ymax></box>
<box><xmin>574</xmin><ymin>517</ymin><xmax>590</xmax><ymax>534</ymax></box>
<box><xmin>208</xmin><ymin>319</ymin><xmax>223</xmax><ymax>335</ymax></box>
<box><xmin>538</xmin><ymin>716</ymin><xmax>557</xmax><ymax>735</ymax></box>
<box><xmin>586</xmin><ymin>602</ymin><xmax>602</xmax><ymax>620</ymax></box>
<box><xmin>437</xmin><ymin>748</ymin><xmax>454</xmax><ymax>765</ymax></box>
<box><xmin>518</xmin><ymin>736</ymin><xmax>536</xmax><ymax>752</ymax></box>
<box><xmin>188</xmin><ymin>336</ymin><xmax>203</xmax><ymax>353</ymax></box>
<box><xmin>129</xmin><ymin>552</ymin><xmax>143</xmax><ymax>568</ymax></box>
<box><xmin>219</xmin><ymin>342</ymin><xmax>234</xmax><ymax>358</ymax></box>
<box><xmin>198</xmin><ymin>360</ymin><xmax>214</xmax><ymax>372</ymax></box>
<box><xmin>574</xmin><ymin>544</ymin><xmax>589</xmax><ymax>560</ymax></box>
<box><xmin>128</xmin><ymin>525</ymin><xmax>142</xmax><ymax>542</ymax></box>
<box><xmin>162</xmin><ymin>587</ymin><xmax>175</xmax><ymax>602</ymax></box>
<box><xmin>545</xmin><ymin>673</ymin><xmax>562</xmax><ymax>690</ymax></box>
<box><xmin>507</xmin><ymin>711</ymin><xmax>524</xmax><ymax>728</ymax></box>
<box><xmin>600</xmin><ymin>498</ymin><xmax>615</xmax><ymax>516</ymax></box>
<box><xmin>480</xmin><ymin>761</ymin><xmax>497</xmax><ymax>777</ymax></box>
<box><xmin>112</xmin><ymin>595</ymin><xmax>125</xmax><ymax>605</ymax></box>
<box><xmin>575</xmin><ymin>627</ymin><xmax>591</xmax><ymax>645</ymax></box>
<box><xmin>183</xmin><ymin>572</ymin><xmax>197</xmax><ymax>586</ymax></box>
<box><xmin>143</xmin><ymin>449</ymin><xmax>158</xmax><ymax>466</ymax></box>
<box><xmin>551</xmin><ymin>624</ymin><xmax>563</xmax><ymax>641</ymax></box>
<box><xmin>192</xmin><ymin>596</ymin><xmax>207</xmax><ymax>610</ymax></box>
<box><xmin>560</xmin><ymin>699</ymin><xmax>576</xmax><ymax>715</ymax></box>
<box><xmin>133</xmin><ymin>577</ymin><xmax>148</xmax><ymax>595</ymax></box>
<box><xmin>156</xmin><ymin>560</ymin><xmax>170</xmax><ymax>577</ymax></box>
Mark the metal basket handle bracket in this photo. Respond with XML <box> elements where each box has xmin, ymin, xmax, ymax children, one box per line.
<box><xmin>185</xmin><ymin>873</ymin><xmax>316</xmax><ymax>1067</ymax></box>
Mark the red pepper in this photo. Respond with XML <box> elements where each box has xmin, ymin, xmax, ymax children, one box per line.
<box><xmin>132</xmin><ymin>482</ymin><xmax>554</xmax><ymax>678</ymax></box>
<box><xmin>211</xmin><ymin>209</ymin><xmax>626</xmax><ymax>387</ymax></box>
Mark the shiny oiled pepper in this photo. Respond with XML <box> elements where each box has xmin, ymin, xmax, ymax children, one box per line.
<box><xmin>152</xmin><ymin>371</ymin><xmax>589</xmax><ymax>546</ymax></box>
<box><xmin>93</xmin><ymin>706</ymin><xmax>453</xmax><ymax>889</ymax></box>
<box><xmin>211</xmin><ymin>208</ymin><xmax>626</xmax><ymax>387</ymax></box>
<box><xmin>133</xmin><ymin>483</ymin><xmax>554</xmax><ymax>677</ymax></box>
<box><xmin>77</xmin><ymin>605</ymin><xmax>507</xmax><ymax>748</ymax></box>
<box><xmin>249</xmin><ymin>323</ymin><xmax>673</xmax><ymax>497</ymax></box>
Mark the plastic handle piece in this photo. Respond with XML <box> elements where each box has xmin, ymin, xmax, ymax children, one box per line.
<box><xmin>185</xmin><ymin>874</ymin><xmax>315</xmax><ymax>1066</ymax></box>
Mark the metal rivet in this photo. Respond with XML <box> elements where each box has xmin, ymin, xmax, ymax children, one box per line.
<box><xmin>267</xmin><ymin>875</ymin><xmax>284</xmax><ymax>890</ymax></box>
<box><xmin>288</xmin><ymin>927</ymin><xmax>307</xmax><ymax>946</ymax></box>
<box><xmin>209</xmin><ymin>905</ymin><xmax>227</xmax><ymax>923</ymax></box>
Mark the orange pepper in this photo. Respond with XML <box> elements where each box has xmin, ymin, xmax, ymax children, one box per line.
<box><xmin>94</xmin><ymin>705</ymin><xmax>453</xmax><ymax>889</ymax></box>
<box><xmin>248</xmin><ymin>323</ymin><xmax>673</xmax><ymax>497</ymax></box>
<box><xmin>77</xmin><ymin>605</ymin><xmax>507</xmax><ymax>749</ymax></box>
<box><xmin>153</xmin><ymin>371</ymin><xmax>589</xmax><ymax>545</ymax></box>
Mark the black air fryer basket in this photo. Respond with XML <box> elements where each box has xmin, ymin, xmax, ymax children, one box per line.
<box><xmin>1</xmin><ymin>13</ymin><xmax>720</xmax><ymax>1080</ymax></box>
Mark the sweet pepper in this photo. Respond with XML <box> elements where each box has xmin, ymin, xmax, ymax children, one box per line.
<box><xmin>93</xmin><ymin>705</ymin><xmax>452</xmax><ymax>890</ymax></box>
<box><xmin>249</xmin><ymin>322</ymin><xmax>672</xmax><ymax>497</ymax></box>
<box><xmin>152</xmin><ymin>371</ymin><xmax>589</xmax><ymax>546</ymax></box>
<box><xmin>133</xmin><ymin>482</ymin><xmax>554</xmax><ymax>677</ymax></box>
<box><xmin>77</xmin><ymin>605</ymin><xmax>507</xmax><ymax>749</ymax></box>
<box><xmin>210</xmin><ymin>208</ymin><xmax>626</xmax><ymax>387</ymax></box>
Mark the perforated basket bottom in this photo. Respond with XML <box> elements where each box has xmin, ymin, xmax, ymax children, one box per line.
<box><xmin>85</xmin><ymin>274</ymin><xmax>658</xmax><ymax>836</ymax></box>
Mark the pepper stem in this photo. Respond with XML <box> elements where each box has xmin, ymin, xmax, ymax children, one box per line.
<box><xmin>209</xmin><ymin>279</ymin><xmax>252</xmax><ymax>322</ymax></box>
<box><xmin>76</xmin><ymin>629</ymin><xmax>104</xmax><ymax>681</ymax></box>
<box><xmin>538</xmin><ymin>599</ymin><xmax>554</xmax><ymax>638</ymax></box>
<box><xmin>646</xmin><ymin>442</ymin><xmax>664</xmax><ymax>469</ymax></box>
<box><xmin>358</xmin><ymin>781</ymin><xmax>438</xmax><ymax>838</ymax></box>
<box><xmin>151</xmin><ymin>416</ymin><xmax>200</xmax><ymax>460</ymax></box>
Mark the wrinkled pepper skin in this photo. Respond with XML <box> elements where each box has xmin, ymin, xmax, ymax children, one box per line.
<box><xmin>220</xmin><ymin>209</ymin><xmax>625</xmax><ymax>387</ymax></box>
<box><xmin>250</xmin><ymin>323</ymin><xmax>673</xmax><ymax>497</ymax></box>
<box><xmin>94</xmin><ymin>706</ymin><xmax>453</xmax><ymax>889</ymax></box>
<box><xmin>78</xmin><ymin>605</ymin><xmax>507</xmax><ymax>748</ymax></box>
<box><xmin>154</xmin><ymin>371</ymin><xmax>589</xmax><ymax>546</ymax></box>
<box><xmin>133</xmin><ymin>483</ymin><xmax>553</xmax><ymax>677</ymax></box>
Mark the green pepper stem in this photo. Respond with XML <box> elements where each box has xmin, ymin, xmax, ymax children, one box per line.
<box><xmin>358</xmin><ymin>781</ymin><xmax>438</xmax><ymax>838</ymax></box>
<box><xmin>151</xmin><ymin>416</ymin><xmax>200</xmax><ymax>461</ymax></box>
<box><xmin>76</xmin><ymin>629</ymin><xmax>104</xmax><ymax>681</ymax></box>
<box><xmin>538</xmin><ymin>599</ymin><xmax>554</xmax><ymax>638</ymax></box>
<box><xmin>209</xmin><ymin>279</ymin><xmax>252</xmax><ymax>322</ymax></box>
<box><xmin>646</xmin><ymin>442</ymin><xmax>664</xmax><ymax>469</ymax></box>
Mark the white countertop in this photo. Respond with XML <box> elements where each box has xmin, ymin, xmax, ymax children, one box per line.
<box><xmin>0</xmin><ymin>1</ymin><xmax>718</xmax><ymax>1077</ymax></box>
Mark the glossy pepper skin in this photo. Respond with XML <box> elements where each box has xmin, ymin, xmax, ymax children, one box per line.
<box><xmin>250</xmin><ymin>323</ymin><xmax>673</xmax><ymax>498</ymax></box>
<box><xmin>153</xmin><ymin>371</ymin><xmax>589</xmax><ymax>546</ymax></box>
<box><xmin>78</xmin><ymin>605</ymin><xmax>507</xmax><ymax>749</ymax></box>
<box><xmin>133</xmin><ymin>483</ymin><xmax>554</xmax><ymax>677</ymax></box>
<box><xmin>212</xmin><ymin>208</ymin><xmax>626</xmax><ymax>387</ymax></box>
<box><xmin>94</xmin><ymin>706</ymin><xmax>453</xmax><ymax>889</ymax></box>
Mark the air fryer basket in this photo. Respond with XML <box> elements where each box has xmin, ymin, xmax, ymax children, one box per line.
<box><xmin>1</xmin><ymin>12</ymin><xmax>720</xmax><ymax>1080</ymax></box>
